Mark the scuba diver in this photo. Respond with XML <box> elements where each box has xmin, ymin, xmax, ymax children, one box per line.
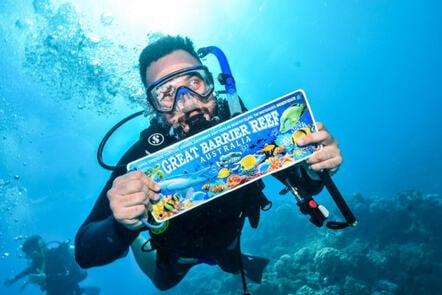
<box><xmin>74</xmin><ymin>35</ymin><xmax>346</xmax><ymax>294</ymax></box>
<box><xmin>4</xmin><ymin>235</ymin><xmax>100</xmax><ymax>295</ymax></box>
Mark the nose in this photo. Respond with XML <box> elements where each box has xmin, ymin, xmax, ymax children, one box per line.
<box><xmin>175</xmin><ymin>88</ymin><xmax>199</xmax><ymax>112</ymax></box>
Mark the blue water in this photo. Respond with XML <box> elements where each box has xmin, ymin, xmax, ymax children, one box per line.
<box><xmin>1</xmin><ymin>0</ymin><xmax>441</xmax><ymax>294</ymax></box>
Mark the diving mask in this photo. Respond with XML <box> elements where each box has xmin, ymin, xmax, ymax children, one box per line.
<box><xmin>146</xmin><ymin>65</ymin><xmax>215</xmax><ymax>113</ymax></box>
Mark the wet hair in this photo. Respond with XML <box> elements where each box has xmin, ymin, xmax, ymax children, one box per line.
<box><xmin>22</xmin><ymin>235</ymin><xmax>45</xmax><ymax>254</ymax></box>
<box><xmin>138</xmin><ymin>35</ymin><xmax>202</xmax><ymax>88</ymax></box>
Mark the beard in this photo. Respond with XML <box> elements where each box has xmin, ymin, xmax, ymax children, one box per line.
<box><xmin>176</xmin><ymin>113</ymin><xmax>219</xmax><ymax>137</ymax></box>
<box><xmin>151</xmin><ymin>96</ymin><xmax>231</xmax><ymax>140</ymax></box>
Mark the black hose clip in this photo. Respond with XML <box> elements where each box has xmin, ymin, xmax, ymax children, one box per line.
<box><xmin>280</xmin><ymin>179</ymin><xmax>329</xmax><ymax>227</ymax></box>
<box><xmin>280</xmin><ymin>172</ymin><xmax>358</xmax><ymax>229</ymax></box>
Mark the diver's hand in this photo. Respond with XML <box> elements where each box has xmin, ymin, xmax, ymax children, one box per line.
<box><xmin>27</xmin><ymin>272</ymin><xmax>46</xmax><ymax>285</ymax></box>
<box><xmin>296</xmin><ymin>122</ymin><xmax>342</xmax><ymax>180</ymax></box>
<box><xmin>107</xmin><ymin>171</ymin><xmax>160</xmax><ymax>230</ymax></box>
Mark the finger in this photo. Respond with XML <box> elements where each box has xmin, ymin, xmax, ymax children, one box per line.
<box><xmin>146</xmin><ymin>186</ymin><xmax>160</xmax><ymax>203</ymax></box>
<box><xmin>119</xmin><ymin>191</ymin><xmax>150</xmax><ymax>207</ymax></box>
<box><xmin>143</xmin><ymin>176</ymin><xmax>161</xmax><ymax>193</ymax></box>
<box><xmin>297</xmin><ymin>129</ymin><xmax>330</xmax><ymax>146</ymax></box>
<box><xmin>135</xmin><ymin>177</ymin><xmax>160</xmax><ymax>202</ymax></box>
<box><xmin>110</xmin><ymin>194</ymin><xmax>149</xmax><ymax>230</ymax></box>
<box><xmin>306</xmin><ymin>147</ymin><xmax>343</xmax><ymax>171</ymax></box>
<box><xmin>113</xmin><ymin>201</ymin><xmax>146</xmax><ymax>221</ymax></box>
<box><xmin>113</xmin><ymin>171</ymin><xmax>147</xmax><ymax>186</ymax></box>
<box><xmin>108</xmin><ymin>192</ymin><xmax>144</xmax><ymax>221</ymax></box>
<box><xmin>116</xmin><ymin>215</ymin><xmax>145</xmax><ymax>230</ymax></box>
<box><xmin>309</xmin><ymin>143</ymin><xmax>342</xmax><ymax>162</ymax></box>
<box><xmin>308</xmin><ymin>157</ymin><xmax>342</xmax><ymax>172</ymax></box>
<box><xmin>108</xmin><ymin>181</ymin><xmax>147</xmax><ymax>204</ymax></box>
<box><xmin>122</xmin><ymin>179</ymin><xmax>160</xmax><ymax>205</ymax></box>
<box><xmin>319</xmin><ymin>131</ymin><xmax>337</xmax><ymax>146</ymax></box>
<box><xmin>124</xmin><ymin>170</ymin><xmax>161</xmax><ymax>195</ymax></box>
<box><xmin>314</xmin><ymin>122</ymin><xmax>339</xmax><ymax>146</ymax></box>
<box><xmin>109</xmin><ymin>179</ymin><xmax>159</xmax><ymax>215</ymax></box>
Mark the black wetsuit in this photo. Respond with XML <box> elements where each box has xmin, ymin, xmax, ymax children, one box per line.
<box><xmin>75</xmin><ymin>107</ymin><xmax>324</xmax><ymax>290</ymax></box>
<box><xmin>14</xmin><ymin>243</ymin><xmax>87</xmax><ymax>295</ymax></box>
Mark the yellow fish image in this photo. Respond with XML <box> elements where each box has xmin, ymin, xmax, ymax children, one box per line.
<box><xmin>292</xmin><ymin>127</ymin><xmax>311</xmax><ymax>145</ymax></box>
<box><xmin>279</xmin><ymin>103</ymin><xmax>306</xmax><ymax>133</ymax></box>
<box><xmin>217</xmin><ymin>168</ymin><xmax>232</xmax><ymax>178</ymax></box>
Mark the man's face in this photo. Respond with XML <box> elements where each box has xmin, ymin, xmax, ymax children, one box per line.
<box><xmin>145</xmin><ymin>50</ymin><xmax>216</xmax><ymax>134</ymax></box>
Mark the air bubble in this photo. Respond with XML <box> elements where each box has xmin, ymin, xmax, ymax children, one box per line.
<box><xmin>100</xmin><ymin>12</ymin><xmax>114</xmax><ymax>26</ymax></box>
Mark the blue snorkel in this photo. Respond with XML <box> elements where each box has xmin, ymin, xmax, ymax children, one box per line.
<box><xmin>197</xmin><ymin>46</ymin><xmax>243</xmax><ymax>117</ymax></box>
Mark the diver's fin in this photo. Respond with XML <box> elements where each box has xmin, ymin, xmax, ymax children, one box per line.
<box><xmin>81</xmin><ymin>286</ymin><xmax>101</xmax><ymax>295</ymax></box>
<box><xmin>241</xmin><ymin>254</ymin><xmax>269</xmax><ymax>283</ymax></box>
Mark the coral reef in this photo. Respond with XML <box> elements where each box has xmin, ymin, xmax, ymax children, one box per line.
<box><xmin>174</xmin><ymin>190</ymin><xmax>441</xmax><ymax>294</ymax></box>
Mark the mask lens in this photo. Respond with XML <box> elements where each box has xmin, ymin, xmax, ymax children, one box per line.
<box><xmin>147</xmin><ymin>66</ymin><xmax>214</xmax><ymax>112</ymax></box>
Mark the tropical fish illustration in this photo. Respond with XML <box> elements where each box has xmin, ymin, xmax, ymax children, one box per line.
<box><xmin>273</xmin><ymin>145</ymin><xmax>286</xmax><ymax>156</ymax></box>
<box><xmin>217</xmin><ymin>167</ymin><xmax>232</xmax><ymax>178</ymax></box>
<box><xmin>279</xmin><ymin>103</ymin><xmax>306</xmax><ymax>133</ymax></box>
<box><xmin>159</xmin><ymin>167</ymin><xmax>211</xmax><ymax>192</ymax></box>
<box><xmin>257</xmin><ymin>161</ymin><xmax>271</xmax><ymax>173</ymax></box>
<box><xmin>191</xmin><ymin>191</ymin><xmax>209</xmax><ymax>201</ymax></box>
<box><xmin>260</xmin><ymin>144</ymin><xmax>275</xmax><ymax>154</ymax></box>
<box><xmin>240</xmin><ymin>154</ymin><xmax>258</xmax><ymax>171</ymax></box>
<box><xmin>292</xmin><ymin>127</ymin><xmax>311</xmax><ymax>145</ymax></box>
<box><xmin>275</xmin><ymin>133</ymin><xmax>293</xmax><ymax>147</ymax></box>
<box><xmin>216</xmin><ymin>151</ymin><xmax>243</xmax><ymax>167</ymax></box>
<box><xmin>144</xmin><ymin>164</ymin><xmax>165</xmax><ymax>182</ymax></box>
